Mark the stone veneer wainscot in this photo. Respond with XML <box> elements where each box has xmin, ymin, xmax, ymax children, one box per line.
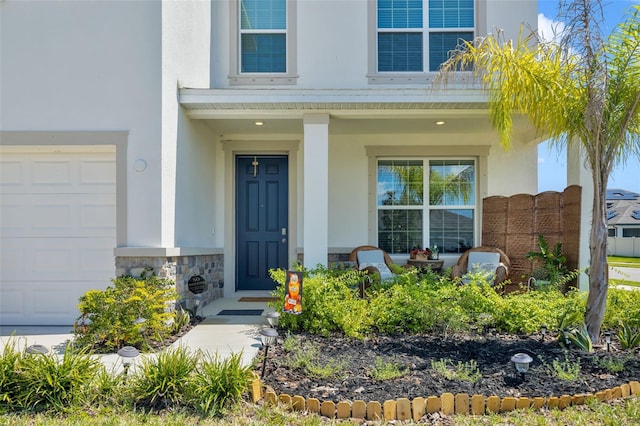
<box><xmin>115</xmin><ymin>253</ymin><xmax>224</xmax><ymax>311</ymax></box>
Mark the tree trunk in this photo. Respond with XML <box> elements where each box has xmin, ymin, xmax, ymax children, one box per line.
<box><xmin>584</xmin><ymin>178</ymin><xmax>608</xmax><ymax>343</ymax></box>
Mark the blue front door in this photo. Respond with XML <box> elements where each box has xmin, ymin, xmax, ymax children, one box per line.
<box><xmin>236</xmin><ymin>156</ymin><xmax>289</xmax><ymax>291</ymax></box>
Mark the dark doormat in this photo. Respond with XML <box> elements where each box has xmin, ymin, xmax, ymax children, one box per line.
<box><xmin>238</xmin><ymin>297</ymin><xmax>279</xmax><ymax>302</ymax></box>
<box><xmin>217</xmin><ymin>309</ymin><xmax>264</xmax><ymax>316</ymax></box>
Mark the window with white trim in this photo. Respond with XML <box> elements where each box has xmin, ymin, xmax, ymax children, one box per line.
<box><xmin>377</xmin><ymin>158</ymin><xmax>475</xmax><ymax>254</ymax></box>
<box><xmin>376</xmin><ymin>0</ymin><xmax>475</xmax><ymax>73</ymax></box>
<box><xmin>240</xmin><ymin>0</ymin><xmax>287</xmax><ymax>73</ymax></box>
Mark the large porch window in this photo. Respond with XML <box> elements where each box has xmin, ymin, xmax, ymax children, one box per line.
<box><xmin>377</xmin><ymin>158</ymin><xmax>475</xmax><ymax>254</ymax></box>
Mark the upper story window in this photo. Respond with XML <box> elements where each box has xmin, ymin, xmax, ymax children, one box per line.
<box><xmin>240</xmin><ymin>0</ymin><xmax>287</xmax><ymax>73</ymax></box>
<box><xmin>230</xmin><ymin>0</ymin><xmax>298</xmax><ymax>85</ymax></box>
<box><xmin>370</xmin><ymin>0</ymin><xmax>475</xmax><ymax>82</ymax></box>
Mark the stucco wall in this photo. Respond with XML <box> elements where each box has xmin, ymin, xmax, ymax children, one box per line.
<box><xmin>160</xmin><ymin>0</ymin><xmax>212</xmax><ymax>247</ymax></box>
<box><xmin>209</xmin><ymin>0</ymin><xmax>538</xmax><ymax>90</ymax></box>
<box><xmin>175</xmin><ymin>109</ymin><xmax>217</xmax><ymax>248</ymax></box>
<box><xmin>0</xmin><ymin>0</ymin><xmax>163</xmax><ymax>246</ymax></box>
<box><xmin>210</xmin><ymin>124</ymin><xmax>537</xmax><ymax>256</ymax></box>
<box><xmin>1</xmin><ymin>0</ymin><xmax>212</xmax><ymax>249</ymax></box>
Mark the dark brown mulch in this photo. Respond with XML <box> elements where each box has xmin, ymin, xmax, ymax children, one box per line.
<box><xmin>258</xmin><ymin>331</ymin><xmax>640</xmax><ymax>403</ymax></box>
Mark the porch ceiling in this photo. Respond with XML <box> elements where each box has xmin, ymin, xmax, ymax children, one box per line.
<box><xmin>178</xmin><ymin>88</ymin><xmax>537</xmax><ymax>138</ymax></box>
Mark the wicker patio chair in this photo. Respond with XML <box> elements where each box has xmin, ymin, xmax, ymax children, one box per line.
<box><xmin>348</xmin><ymin>245</ymin><xmax>399</xmax><ymax>296</ymax></box>
<box><xmin>450</xmin><ymin>246</ymin><xmax>511</xmax><ymax>286</ymax></box>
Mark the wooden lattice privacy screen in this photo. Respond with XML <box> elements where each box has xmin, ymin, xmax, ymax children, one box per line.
<box><xmin>482</xmin><ymin>185</ymin><xmax>582</xmax><ymax>287</ymax></box>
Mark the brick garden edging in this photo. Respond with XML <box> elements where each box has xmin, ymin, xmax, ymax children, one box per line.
<box><xmin>250</xmin><ymin>377</ymin><xmax>640</xmax><ymax>421</ymax></box>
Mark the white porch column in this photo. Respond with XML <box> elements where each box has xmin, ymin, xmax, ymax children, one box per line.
<box><xmin>303</xmin><ymin>113</ymin><xmax>330</xmax><ymax>268</ymax></box>
<box><xmin>567</xmin><ymin>142</ymin><xmax>593</xmax><ymax>291</ymax></box>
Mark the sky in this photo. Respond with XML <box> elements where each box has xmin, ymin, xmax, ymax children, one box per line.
<box><xmin>536</xmin><ymin>0</ymin><xmax>640</xmax><ymax>194</ymax></box>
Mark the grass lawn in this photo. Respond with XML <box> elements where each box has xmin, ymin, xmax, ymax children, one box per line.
<box><xmin>609</xmin><ymin>256</ymin><xmax>640</xmax><ymax>268</ymax></box>
<box><xmin>611</xmin><ymin>278</ymin><xmax>640</xmax><ymax>288</ymax></box>
<box><xmin>1</xmin><ymin>397</ymin><xmax>639</xmax><ymax>425</ymax></box>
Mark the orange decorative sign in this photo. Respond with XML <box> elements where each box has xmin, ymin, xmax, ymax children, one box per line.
<box><xmin>283</xmin><ymin>271</ymin><xmax>303</xmax><ymax>314</ymax></box>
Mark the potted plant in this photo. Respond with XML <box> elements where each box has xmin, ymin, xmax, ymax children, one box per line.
<box><xmin>526</xmin><ymin>234</ymin><xmax>568</xmax><ymax>287</ymax></box>
<box><xmin>410</xmin><ymin>245</ymin><xmax>431</xmax><ymax>260</ymax></box>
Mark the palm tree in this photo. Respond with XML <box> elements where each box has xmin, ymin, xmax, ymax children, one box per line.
<box><xmin>437</xmin><ymin>0</ymin><xmax>640</xmax><ymax>343</ymax></box>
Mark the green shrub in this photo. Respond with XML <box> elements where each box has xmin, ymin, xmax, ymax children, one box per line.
<box><xmin>281</xmin><ymin>342</ymin><xmax>347</xmax><ymax>380</ymax></box>
<box><xmin>494</xmin><ymin>288</ymin><xmax>585</xmax><ymax>334</ymax></box>
<box><xmin>74</xmin><ymin>274</ymin><xmax>177</xmax><ymax>352</ymax></box>
<box><xmin>13</xmin><ymin>345</ymin><xmax>101</xmax><ymax>412</ymax></box>
<box><xmin>86</xmin><ymin>367</ymin><xmax>129</xmax><ymax>409</ymax></box>
<box><xmin>593</xmin><ymin>354</ymin><xmax>628</xmax><ymax>373</ymax></box>
<box><xmin>605</xmin><ymin>288</ymin><xmax>640</xmax><ymax>329</ymax></box>
<box><xmin>0</xmin><ymin>338</ymin><xmax>26</xmax><ymax>412</ymax></box>
<box><xmin>191</xmin><ymin>352</ymin><xmax>254</xmax><ymax>416</ymax></box>
<box><xmin>171</xmin><ymin>309</ymin><xmax>191</xmax><ymax>335</ymax></box>
<box><xmin>129</xmin><ymin>345</ymin><xmax>197</xmax><ymax>411</ymax></box>
<box><xmin>369</xmin><ymin>280</ymin><xmax>439</xmax><ymax>334</ymax></box>
<box><xmin>267</xmin><ymin>266</ymin><xmax>638</xmax><ymax>341</ymax></box>
<box><xmin>283</xmin><ymin>342</ymin><xmax>319</xmax><ymax>371</ymax></box>
<box><xmin>305</xmin><ymin>358</ymin><xmax>348</xmax><ymax>380</ymax></box>
<box><xmin>548</xmin><ymin>352</ymin><xmax>581</xmax><ymax>381</ymax></box>
<box><xmin>431</xmin><ymin>358</ymin><xmax>482</xmax><ymax>383</ymax></box>
<box><xmin>368</xmin><ymin>357</ymin><xmax>408</xmax><ymax>381</ymax></box>
<box><xmin>567</xmin><ymin>324</ymin><xmax>593</xmax><ymax>352</ymax></box>
<box><xmin>269</xmin><ymin>268</ymin><xmax>372</xmax><ymax>338</ymax></box>
<box><xmin>281</xmin><ymin>333</ymin><xmax>297</xmax><ymax>353</ymax></box>
<box><xmin>617</xmin><ymin>323</ymin><xmax>640</xmax><ymax>350</ymax></box>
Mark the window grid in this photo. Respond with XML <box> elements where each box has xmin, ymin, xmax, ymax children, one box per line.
<box><xmin>377</xmin><ymin>158</ymin><xmax>475</xmax><ymax>255</ymax></box>
<box><xmin>376</xmin><ymin>0</ymin><xmax>475</xmax><ymax>73</ymax></box>
<box><xmin>240</xmin><ymin>0</ymin><xmax>287</xmax><ymax>74</ymax></box>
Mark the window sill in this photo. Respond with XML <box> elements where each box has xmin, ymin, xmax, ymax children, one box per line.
<box><xmin>368</xmin><ymin>73</ymin><xmax>433</xmax><ymax>85</ymax></box>
<box><xmin>367</xmin><ymin>72</ymin><xmax>477</xmax><ymax>86</ymax></box>
<box><xmin>229</xmin><ymin>74</ymin><xmax>299</xmax><ymax>86</ymax></box>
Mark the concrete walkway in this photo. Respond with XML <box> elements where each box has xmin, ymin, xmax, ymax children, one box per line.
<box><xmin>0</xmin><ymin>292</ymin><xmax>278</xmax><ymax>373</ymax></box>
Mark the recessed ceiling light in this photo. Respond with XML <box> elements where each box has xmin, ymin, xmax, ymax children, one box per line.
<box><xmin>436</xmin><ymin>121</ymin><xmax>445</xmax><ymax>125</ymax></box>
<box><xmin>255</xmin><ymin>121</ymin><xmax>264</xmax><ymax>126</ymax></box>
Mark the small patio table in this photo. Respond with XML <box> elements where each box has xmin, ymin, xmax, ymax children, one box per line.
<box><xmin>406</xmin><ymin>258</ymin><xmax>445</xmax><ymax>274</ymax></box>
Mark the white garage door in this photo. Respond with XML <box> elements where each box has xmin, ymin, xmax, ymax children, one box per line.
<box><xmin>1</xmin><ymin>148</ymin><xmax>116</xmax><ymax>326</ymax></box>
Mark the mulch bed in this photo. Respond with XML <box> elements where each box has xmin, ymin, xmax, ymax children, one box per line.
<box><xmin>259</xmin><ymin>331</ymin><xmax>640</xmax><ymax>403</ymax></box>
<box><xmin>145</xmin><ymin>315</ymin><xmax>205</xmax><ymax>352</ymax></box>
<box><xmin>85</xmin><ymin>315</ymin><xmax>206</xmax><ymax>354</ymax></box>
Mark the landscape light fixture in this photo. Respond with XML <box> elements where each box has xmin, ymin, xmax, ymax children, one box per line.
<box><xmin>540</xmin><ymin>325</ymin><xmax>547</xmax><ymax>341</ymax></box>
<box><xmin>563</xmin><ymin>328</ymin><xmax>571</xmax><ymax>346</ymax></box>
<box><xmin>511</xmin><ymin>352</ymin><xmax>533</xmax><ymax>381</ymax></box>
<box><xmin>259</xmin><ymin>327</ymin><xmax>279</xmax><ymax>378</ymax></box>
<box><xmin>117</xmin><ymin>346</ymin><xmax>140</xmax><ymax>376</ymax></box>
<box><xmin>266</xmin><ymin>311</ymin><xmax>281</xmax><ymax>328</ymax></box>
<box><xmin>604</xmin><ymin>330</ymin><xmax>612</xmax><ymax>352</ymax></box>
<box><xmin>134</xmin><ymin>317</ymin><xmax>147</xmax><ymax>327</ymax></box>
<box><xmin>26</xmin><ymin>344</ymin><xmax>49</xmax><ymax>355</ymax></box>
<box><xmin>134</xmin><ymin>317</ymin><xmax>151</xmax><ymax>348</ymax></box>
<box><xmin>192</xmin><ymin>294</ymin><xmax>204</xmax><ymax>315</ymax></box>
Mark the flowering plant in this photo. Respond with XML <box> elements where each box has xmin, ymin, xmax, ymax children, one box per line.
<box><xmin>410</xmin><ymin>246</ymin><xmax>431</xmax><ymax>259</ymax></box>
